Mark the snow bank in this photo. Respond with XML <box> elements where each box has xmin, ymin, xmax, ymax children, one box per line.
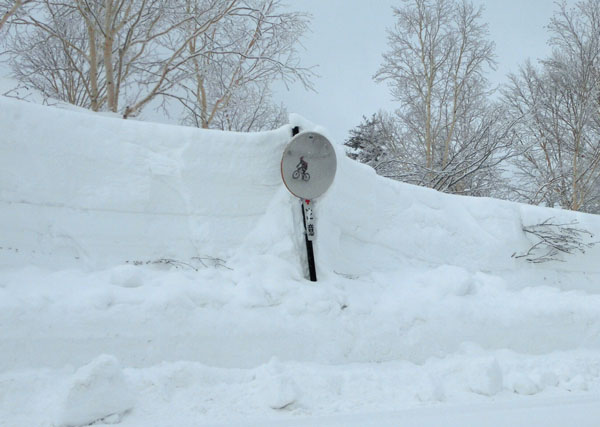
<box><xmin>2</xmin><ymin>96</ymin><xmax>600</xmax><ymax>283</ymax></box>
<box><xmin>3</xmin><ymin>97</ymin><xmax>600</xmax><ymax>425</ymax></box>
<box><xmin>2</xmin><ymin>349</ymin><xmax>599</xmax><ymax>426</ymax></box>
<box><xmin>2</xmin><ymin>95</ymin><xmax>600</xmax><ymax>368</ymax></box>
<box><xmin>1</xmin><ymin>96</ymin><xmax>295</xmax><ymax>268</ymax></box>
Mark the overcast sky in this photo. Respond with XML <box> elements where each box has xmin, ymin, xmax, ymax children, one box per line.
<box><xmin>275</xmin><ymin>0</ymin><xmax>578</xmax><ymax>144</ymax></box>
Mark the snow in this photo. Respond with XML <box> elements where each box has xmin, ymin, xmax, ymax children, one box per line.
<box><xmin>1</xmin><ymin>95</ymin><xmax>600</xmax><ymax>426</ymax></box>
<box><xmin>57</xmin><ymin>355</ymin><xmax>135</xmax><ymax>426</ymax></box>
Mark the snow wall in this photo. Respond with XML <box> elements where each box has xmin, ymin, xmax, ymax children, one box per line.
<box><xmin>2</xmin><ymin>96</ymin><xmax>600</xmax><ymax>289</ymax></box>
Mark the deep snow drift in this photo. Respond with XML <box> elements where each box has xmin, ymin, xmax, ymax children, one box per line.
<box><xmin>1</xmin><ymin>96</ymin><xmax>600</xmax><ymax>426</ymax></box>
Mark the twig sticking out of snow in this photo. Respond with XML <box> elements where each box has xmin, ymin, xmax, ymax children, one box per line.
<box><xmin>513</xmin><ymin>217</ymin><xmax>597</xmax><ymax>263</ymax></box>
<box><xmin>125</xmin><ymin>256</ymin><xmax>232</xmax><ymax>271</ymax></box>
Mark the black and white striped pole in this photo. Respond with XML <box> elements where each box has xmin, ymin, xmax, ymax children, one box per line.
<box><xmin>281</xmin><ymin>126</ymin><xmax>337</xmax><ymax>282</ymax></box>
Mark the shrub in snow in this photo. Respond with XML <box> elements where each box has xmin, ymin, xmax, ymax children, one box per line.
<box><xmin>123</xmin><ymin>257</ymin><xmax>230</xmax><ymax>272</ymax></box>
<box><xmin>57</xmin><ymin>354</ymin><xmax>136</xmax><ymax>427</ymax></box>
<box><xmin>513</xmin><ymin>218</ymin><xmax>596</xmax><ymax>263</ymax></box>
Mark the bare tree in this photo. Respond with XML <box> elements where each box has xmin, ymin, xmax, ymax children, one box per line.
<box><xmin>7</xmin><ymin>4</ymin><xmax>95</xmax><ymax>106</ymax></box>
<box><xmin>0</xmin><ymin>0</ymin><xmax>33</xmax><ymax>32</ymax></box>
<box><xmin>371</xmin><ymin>0</ymin><xmax>509</xmax><ymax>196</ymax></box>
<box><xmin>6</xmin><ymin>0</ymin><xmax>312</xmax><ymax>123</ymax></box>
<box><xmin>504</xmin><ymin>0</ymin><xmax>600</xmax><ymax>213</ymax></box>
<box><xmin>9</xmin><ymin>0</ymin><xmax>239</xmax><ymax>114</ymax></box>
<box><xmin>171</xmin><ymin>0</ymin><xmax>313</xmax><ymax>130</ymax></box>
<box><xmin>199</xmin><ymin>82</ymin><xmax>289</xmax><ymax>132</ymax></box>
<box><xmin>121</xmin><ymin>0</ymin><xmax>243</xmax><ymax>118</ymax></box>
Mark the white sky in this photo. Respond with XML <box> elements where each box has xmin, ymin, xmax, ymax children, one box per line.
<box><xmin>275</xmin><ymin>0</ymin><xmax>578</xmax><ymax>144</ymax></box>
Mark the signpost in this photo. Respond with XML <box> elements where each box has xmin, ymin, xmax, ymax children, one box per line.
<box><xmin>281</xmin><ymin>127</ymin><xmax>337</xmax><ymax>281</ymax></box>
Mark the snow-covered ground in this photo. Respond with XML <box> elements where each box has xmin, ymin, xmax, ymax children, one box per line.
<box><xmin>1</xmin><ymin>96</ymin><xmax>600</xmax><ymax>426</ymax></box>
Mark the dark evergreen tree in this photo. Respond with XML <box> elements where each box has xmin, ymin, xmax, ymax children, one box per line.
<box><xmin>344</xmin><ymin>113</ymin><xmax>390</xmax><ymax>169</ymax></box>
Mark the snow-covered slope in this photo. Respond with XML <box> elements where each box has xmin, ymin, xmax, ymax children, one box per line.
<box><xmin>0</xmin><ymin>96</ymin><xmax>297</xmax><ymax>267</ymax></box>
<box><xmin>4</xmin><ymin>96</ymin><xmax>600</xmax><ymax>279</ymax></box>
<box><xmin>1</xmin><ymin>96</ymin><xmax>600</xmax><ymax>426</ymax></box>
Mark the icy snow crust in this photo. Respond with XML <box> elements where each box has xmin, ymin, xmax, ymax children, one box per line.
<box><xmin>1</xmin><ymin>96</ymin><xmax>600</xmax><ymax>426</ymax></box>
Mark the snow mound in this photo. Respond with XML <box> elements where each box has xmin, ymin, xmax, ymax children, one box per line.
<box><xmin>256</xmin><ymin>357</ymin><xmax>301</xmax><ymax>410</ymax></box>
<box><xmin>2</xmin><ymin>96</ymin><xmax>600</xmax><ymax>289</ymax></box>
<box><xmin>468</xmin><ymin>358</ymin><xmax>503</xmax><ymax>396</ymax></box>
<box><xmin>0</xmin><ymin>96</ymin><xmax>298</xmax><ymax>268</ymax></box>
<box><xmin>57</xmin><ymin>354</ymin><xmax>135</xmax><ymax>426</ymax></box>
<box><xmin>3</xmin><ymin>97</ymin><xmax>600</xmax><ymax>425</ymax></box>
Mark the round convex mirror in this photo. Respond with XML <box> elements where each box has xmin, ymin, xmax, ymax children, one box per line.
<box><xmin>281</xmin><ymin>131</ymin><xmax>337</xmax><ymax>200</ymax></box>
